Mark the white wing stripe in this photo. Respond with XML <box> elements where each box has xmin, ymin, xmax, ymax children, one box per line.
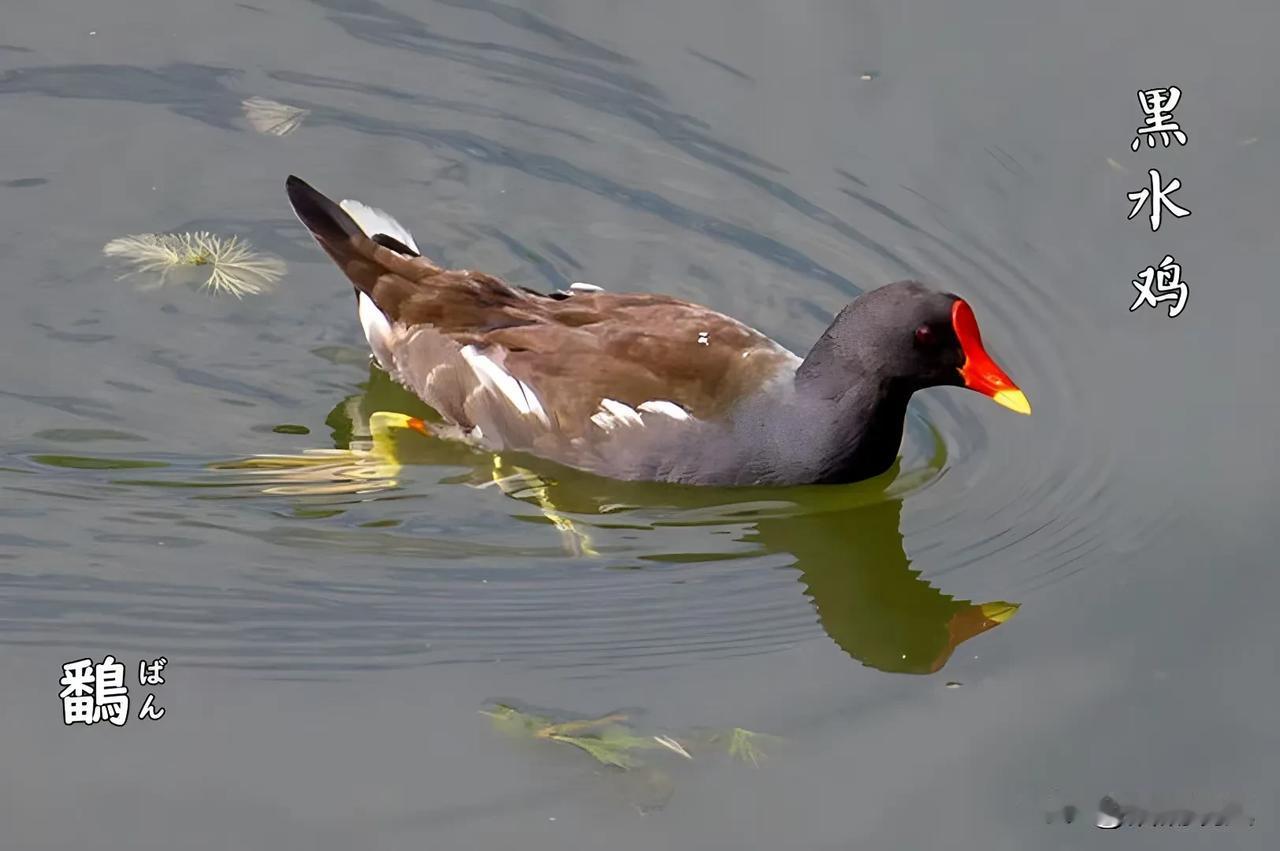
<box><xmin>590</xmin><ymin>398</ymin><xmax>692</xmax><ymax>432</ymax></box>
<box><xmin>637</xmin><ymin>400</ymin><xmax>690</xmax><ymax>421</ymax></box>
<box><xmin>599</xmin><ymin>398</ymin><xmax>643</xmax><ymax>426</ymax></box>
<box><xmin>459</xmin><ymin>345</ymin><xmax>551</xmax><ymax>426</ymax></box>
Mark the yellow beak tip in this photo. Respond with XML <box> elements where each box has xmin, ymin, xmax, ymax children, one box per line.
<box><xmin>979</xmin><ymin>602</ymin><xmax>1020</xmax><ymax>624</ymax></box>
<box><xmin>992</xmin><ymin>389</ymin><xmax>1032</xmax><ymax>415</ymax></box>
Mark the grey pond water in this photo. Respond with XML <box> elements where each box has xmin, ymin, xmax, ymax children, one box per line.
<box><xmin>2</xmin><ymin>0</ymin><xmax>1278</xmax><ymax>848</ymax></box>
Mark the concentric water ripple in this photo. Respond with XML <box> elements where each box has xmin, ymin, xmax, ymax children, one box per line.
<box><xmin>3</xmin><ymin>398</ymin><xmax>957</xmax><ymax>675</ymax></box>
<box><xmin>0</xmin><ymin>0</ymin><xmax>1138</xmax><ymax>681</ymax></box>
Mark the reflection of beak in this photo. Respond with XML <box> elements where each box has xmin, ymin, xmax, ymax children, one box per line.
<box><xmin>952</xmin><ymin>300</ymin><xmax>1031</xmax><ymax>415</ymax></box>
<box><xmin>928</xmin><ymin>600</ymin><xmax>1020</xmax><ymax>672</ymax></box>
<box><xmin>978</xmin><ymin>602</ymin><xmax>1019</xmax><ymax>624</ymax></box>
<box><xmin>948</xmin><ymin>600</ymin><xmax>1019</xmax><ymax>647</ymax></box>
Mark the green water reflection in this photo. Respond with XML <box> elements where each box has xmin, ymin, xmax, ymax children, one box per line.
<box><xmin>322</xmin><ymin>365</ymin><xmax>1020</xmax><ymax>674</ymax></box>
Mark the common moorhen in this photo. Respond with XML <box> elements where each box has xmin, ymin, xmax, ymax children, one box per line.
<box><xmin>286</xmin><ymin>175</ymin><xmax>1029</xmax><ymax>486</ymax></box>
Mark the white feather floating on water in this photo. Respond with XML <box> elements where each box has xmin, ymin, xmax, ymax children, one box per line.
<box><xmin>241</xmin><ymin>96</ymin><xmax>309</xmax><ymax>137</ymax></box>
<box><xmin>103</xmin><ymin>232</ymin><xmax>286</xmax><ymax>298</ymax></box>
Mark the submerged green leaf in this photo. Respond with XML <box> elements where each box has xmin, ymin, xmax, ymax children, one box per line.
<box><xmin>32</xmin><ymin>429</ymin><xmax>145</xmax><ymax>443</ymax></box>
<box><xmin>479</xmin><ymin>702</ymin><xmax>771</xmax><ymax>778</ymax></box>
<box><xmin>723</xmin><ymin>728</ymin><xmax>781</xmax><ymax>767</ymax></box>
<box><xmin>31</xmin><ymin>454</ymin><xmax>168</xmax><ymax>470</ymax></box>
<box><xmin>547</xmin><ymin>733</ymin><xmax>643</xmax><ymax>769</ymax></box>
<box><xmin>481</xmin><ymin>705</ymin><xmax>665</xmax><ymax>769</ymax></box>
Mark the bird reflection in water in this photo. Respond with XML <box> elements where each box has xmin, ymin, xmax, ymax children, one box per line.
<box><xmin>220</xmin><ymin>364</ymin><xmax>1017</xmax><ymax>674</ymax></box>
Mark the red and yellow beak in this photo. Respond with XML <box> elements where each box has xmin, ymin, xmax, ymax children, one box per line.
<box><xmin>952</xmin><ymin>300</ymin><xmax>1031</xmax><ymax>415</ymax></box>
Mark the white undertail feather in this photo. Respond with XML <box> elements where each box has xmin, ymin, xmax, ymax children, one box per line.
<box><xmin>357</xmin><ymin>293</ymin><xmax>394</xmax><ymax>368</ymax></box>
<box><xmin>339</xmin><ymin>199</ymin><xmax>420</xmax><ymax>253</ymax></box>
<box><xmin>342</xmin><ymin>197</ymin><xmax>418</xmax><ymax>368</ymax></box>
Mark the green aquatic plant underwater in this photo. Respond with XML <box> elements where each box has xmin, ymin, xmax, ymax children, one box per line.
<box><xmin>480</xmin><ymin>702</ymin><xmax>779</xmax><ymax>771</ymax></box>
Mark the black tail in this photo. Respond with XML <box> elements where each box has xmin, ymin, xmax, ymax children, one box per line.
<box><xmin>285</xmin><ymin>176</ymin><xmax>436</xmax><ymax>312</ymax></box>
<box><xmin>285</xmin><ymin>175</ymin><xmax>365</xmax><ymax>247</ymax></box>
<box><xmin>287</xmin><ymin>175</ymin><xmax>422</xmax><ymax>261</ymax></box>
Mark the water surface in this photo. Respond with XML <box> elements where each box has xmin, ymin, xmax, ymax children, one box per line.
<box><xmin>2</xmin><ymin>0</ymin><xmax>1278</xmax><ymax>847</ymax></box>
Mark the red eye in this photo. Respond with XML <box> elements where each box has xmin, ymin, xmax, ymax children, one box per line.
<box><xmin>914</xmin><ymin>324</ymin><xmax>936</xmax><ymax>347</ymax></box>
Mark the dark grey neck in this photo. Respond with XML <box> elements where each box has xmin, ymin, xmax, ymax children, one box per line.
<box><xmin>798</xmin><ymin>377</ymin><xmax>913</xmax><ymax>484</ymax></box>
<box><xmin>790</xmin><ymin>325</ymin><xmax>916</xmax><ymax>483</ymax></box>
